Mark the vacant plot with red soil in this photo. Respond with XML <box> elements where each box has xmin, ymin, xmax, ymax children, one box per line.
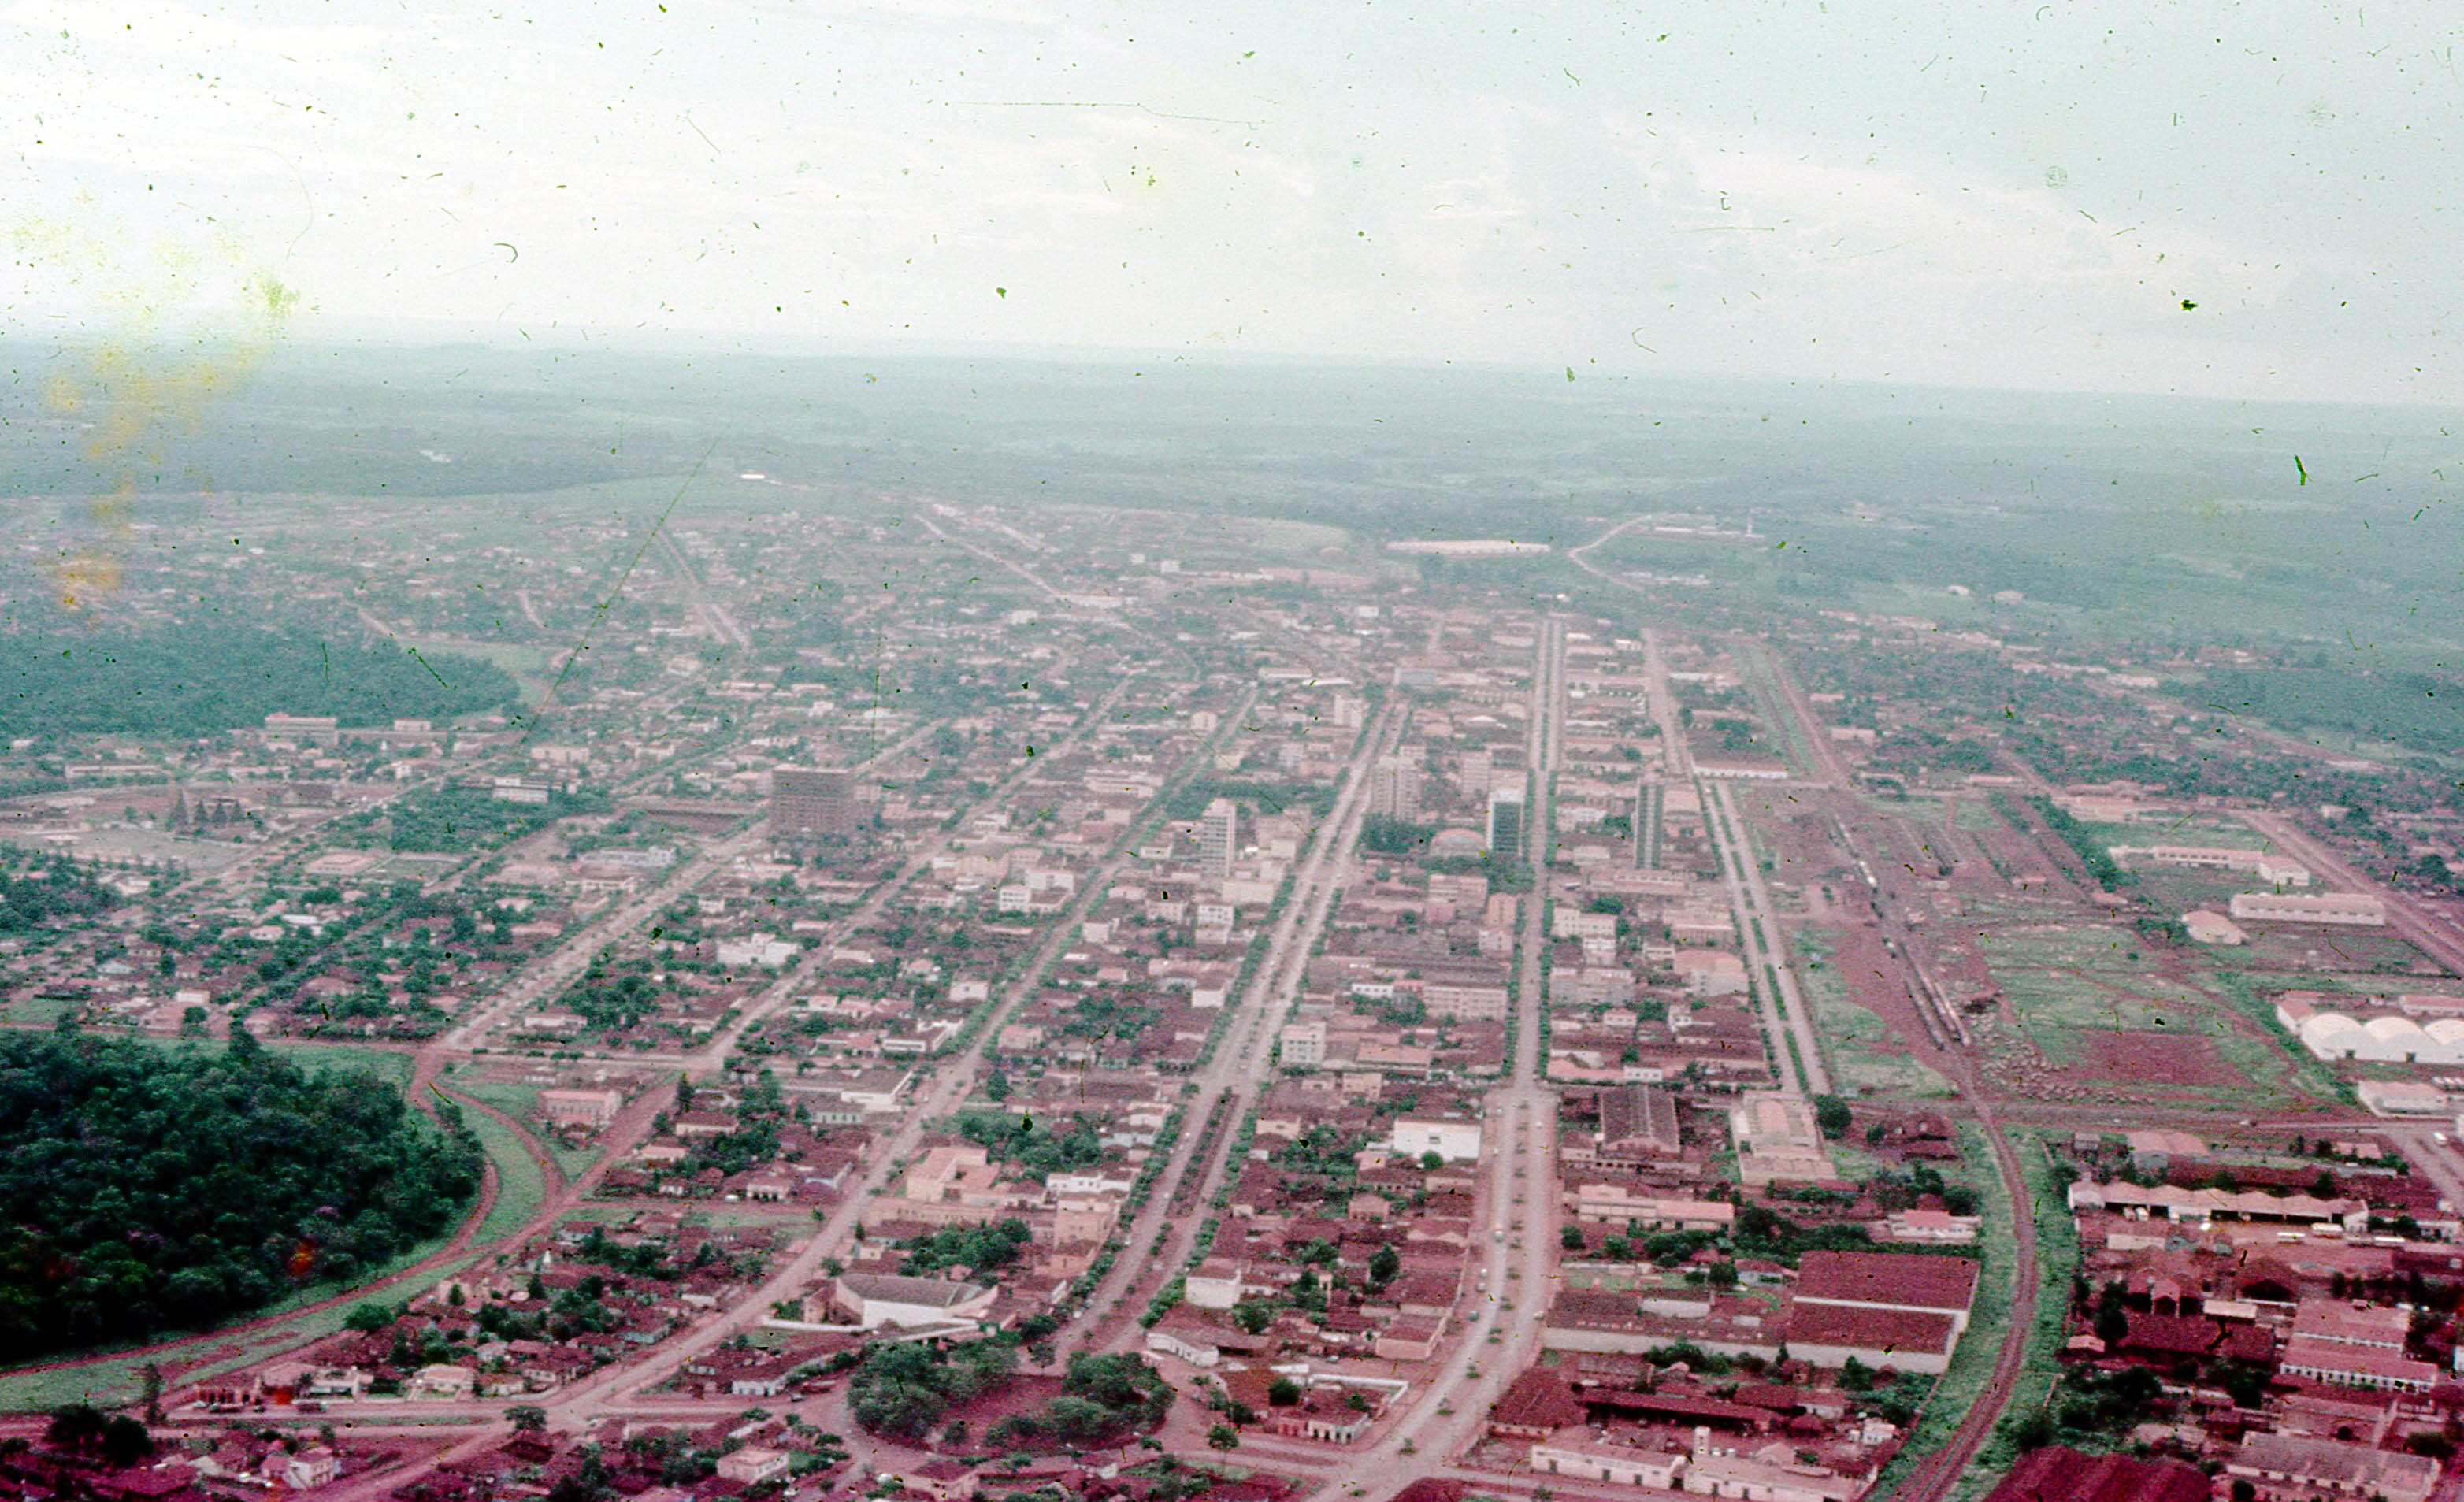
<box><xmin>937</xmin><ymin>1373</ymin><xmax>1067</xmax><ymax>1435</ymax></box>
<box><xmin>2076</xmin><ymin>1029</ymin><xmax>2237</xmax><ymax>1087</ymax></box>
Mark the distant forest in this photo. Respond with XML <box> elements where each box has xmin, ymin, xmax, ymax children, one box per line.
<box><xmin>2186</xmin><ymin>667</ymin><xmax>2464</xmax><ymax>756</ymax></box>
<box><xmin>0</xmin><ymin>625</ymin><xmax>519</xmax><ymax>739</ymax></box>
<box><xmin>0</xmin><ymin>1033</ymin><xmax>483</xmax><ymax>1356</ymax></box>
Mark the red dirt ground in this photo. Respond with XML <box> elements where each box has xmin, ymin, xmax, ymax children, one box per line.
<box><xmin>2076</xmin><ymin>1029</ymin><xmax>2237</xmax><ymax>1087</ymax></box>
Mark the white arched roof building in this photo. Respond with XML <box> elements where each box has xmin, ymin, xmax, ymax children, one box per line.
<box><xmin>2299</xmin><ymin>1008</ymin><xmax>2464</xmax><ymax>1066</ymax></box>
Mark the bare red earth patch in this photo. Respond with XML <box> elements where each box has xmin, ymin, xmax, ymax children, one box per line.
<box><xmin>2077</xmin><ymin>1029</ymin><xmax>2235</xmax><ymax>1087</ymax></box>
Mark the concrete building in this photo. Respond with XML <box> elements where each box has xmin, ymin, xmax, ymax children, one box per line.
<box><xmin>1978</xmin><ymin>1448</ymin><xmax>2208</xmax><ymax>1502</ymax></box>
<box><xmin>2291</xmin><ymin>1006</ymin><xmax>2464</xmax><ymax>1065</ymax></box>
<box><xmin>771</xmin><ymin>766</ymin><xmax>860</xmax><ymax>842</ymax></box>
<box><xmin>1596</xmin><ymin>1083</ymin><xmax>1683</xmax><ymax>1163</ymax></box>
<box><xmin>1196</xmin><ymin>797</ymin><xmax>1238</xmax><ymax>877</ymax></box>
<box><xmin>1391</xmin><ymin>1112</ymin><xmax>1483</xmax><ymax>1163</ymax></box>
<box><xmin>540</xmin><ymin>1088</ymin><xmax>624</xmax><ymax>1129</ymax></box>
<box><xmin>1636</xmin><ymin>780</ymin><xmax>1664</xmax><ymax>870</ymax></box>
<box><xmin>284</xmin><ymin>1450</ymin><xmax>343</xmax><ymax>1489</ymax></box>
<box><xmin>1145</xmin><ymin>1315</ymin><xmax>1223</xmax><ymax>1367</ymax></box>
<box><xmin>1530</xmin><ymin>1437</ymin><xmax>1686</xmax><ymax>1488</ymax></box>
<box><xmin>1370</xmin><ymin>754</ymin><xmax>1426</xmax><ymax>821</ymax></box>
<box><xmin>2110</xmin><ymin>844</ymin><xmax>2312</xmax><ymax>886</ymax></box>
<box><xmin>1782</xmin><ymin>1251</ymin><xmax>1981</xmax><ymax>1376</ymax></box>
<box><xmin>1278</xmin><ymin>1021</ymin><xmax>1327</xmax><ymax>1066</ymax></box>
<box><xmin>828</xmin><ymin>1273</ymin><xmax>996</xmax><ymax>1330</ymax></box>
<box><xmin>2182</xmin><ymin>910</ymin><xmax>2247</xmax><ymax>945</ymax></box>
<box><xmin>2228</xmin><ymin>892</ymin><xmax>2387</xmax><ymax>926</ymax></box>
<box><xmin>2228</xmin><ymin>1433</ymin><xmax>2437</xmax><ymax>1502</ymax></box>
<box><xmin>1729</xmin><ymin>1094</ymin><xmax>1837</xmax><ymax>1186</ymax></box>
<box><xmin>1183</xmin><ymin>1259</ymin><xmax>1248</xmax><ymax>1310</ymax></box>
<box><xmin>1487</xmin><ymin>784</ymin><xmax>1527</xmax><ymax>856</ymax></box>
<box><xmin>2277</xmin><ymin>1333</ymin><xmax>2438</xmax><ymax>1392</ymax></box>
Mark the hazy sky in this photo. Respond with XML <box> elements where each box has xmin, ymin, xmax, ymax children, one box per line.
<box><xmin>6</xmin><ymin>0</ymin><xmax>2459</xmax><ymax>404</ymax></box>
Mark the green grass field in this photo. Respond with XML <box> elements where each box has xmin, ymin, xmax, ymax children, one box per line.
<box><xmin>263</xmin><ymin>1040</ymin><xmax>420</xmax><ymax>1086</ymax></box>
<box><xmin>1980</xmin><ymin>924</ymin><xmax>2332</xmax><ymax>1110</ymax></box>
<box><xmin>1952</xmin><ymin>798</ymin><xmax>2006</xmax><ymax>833</ymax></box>
<box><xmin>2077</xmin><ymin>817</ymin><xmax>2277</xmax><ymax>851</ymax></box>
<box><xmin>1799</xmin><ymin>931</ymin><xmax>1953</xmax><ymax>1098</ymax></box>
<box><xmin>462</xmin><ymin>1103</ymin><xmax>551</xmax><ymax>1246</ymax></box>
<box><xmin>446</xmin><ymin>1073</ymin><xmax>603</xmax><ymax>1179</ymax></box>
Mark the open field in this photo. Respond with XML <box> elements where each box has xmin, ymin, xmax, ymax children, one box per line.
<box><xmin>464</xmin><ymin>1106</ymin><xmax>551</xmax><ymax>1245</ymax></box>
<box><xmin>2074</xmin><ymin>817</ymin><xmax>2277</xmax><ymax>851</ymax></box>
<box><xmin>109</xmin><ymin>1034</ymin><xmax>419</xmax><ymax>1088</ymax></box>
<box><xmin>1799</xmin><ymin>928</ymin><xmax>1953</xmax><ymax>1099</ymax></box>
<box><xmin>1950</xmin><ymin>798</ymin><xmax>2006</xmax><ymax>833</ymax></box>
<box><xmin>2228</xmin><ymin>924</ymin><xmax>2440</xmax><ymax>975</ymax></box>
<box><xmin>263</xmin><ymin>1040</ymin><xmax>421</xmax><ymax>1087</ymax></box>
<box><xmin>1976</xmin><ymin>924</ymin><xmax>2331</xmax><ymax>1111</ymax></box>
<box><xmin>444</xmin><ymin>1072</ymin><xmax>604</xmax><ymax>1178</ymax></box>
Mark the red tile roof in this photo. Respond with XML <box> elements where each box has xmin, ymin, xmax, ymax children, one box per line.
<box><xmin>1785</xmin><ymin>1300</ymin><xmax>1960</xmax><ymax>1359</ymax></box>
<box><xmin>1980</xmin><ymin>1446</ymin><xmax>2210</xmax><ymax>1502</ymax></box>
<box><xmin>1794</xmin><ymin>1250</ymin><xmax>1980</xmax><ymax>1312</ymax></box>
<box><xmin>1487</xmin><ymin>1370</ymin><xmax>1586</xmax><ymax>1436</ymax></box>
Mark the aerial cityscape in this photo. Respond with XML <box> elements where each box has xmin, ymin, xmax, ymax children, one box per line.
<box><xmin>2</xmin><ymin>344</ymin><xmax>2462</xmax><ymax>1502</ymax></box>
<box><xmin>6</xmin><ymin>4</ymin><xmax>2463</xmax><ymax>1502</ymax></box>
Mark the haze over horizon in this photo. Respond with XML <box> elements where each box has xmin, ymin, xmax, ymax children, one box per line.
<box><xmin>5</xmin><ymin>0</ymin><xmax>2460</xmax><ymax>407</ymax></box>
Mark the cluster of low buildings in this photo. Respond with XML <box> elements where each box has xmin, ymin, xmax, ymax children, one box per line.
<box><xmin>2051</xmin><ymin>1128</ymin><xmax>2464</xmax><ymax>1502</ymax></box>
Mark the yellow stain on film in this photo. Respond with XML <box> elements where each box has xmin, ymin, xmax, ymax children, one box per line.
<box><xmin>14</xmin><ymin>215</ymin><xmax>302</xmax><ymax>609</ymax></box>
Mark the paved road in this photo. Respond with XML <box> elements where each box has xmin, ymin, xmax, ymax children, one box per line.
<box><xmin>1571</xmin><ymin>525</ymin><xmax>2049</xmax><ymax>1500</ymax></box>
<box><xmin>291</xmin><ymin>680</ymin><xmax>1262</xmax><ymax>1496</ymax></box>
<box><xmin>2241</xmin><ymin>809</ymin><xmax>2464</xmax><ymax>977</ymax></box>
<box><xmin>1069</xmin><ymin>697</ymin><xmax>1409</xmax><ymax>1353</ymax></box>
<box><xmin>1356</xmin><ymin>614</ymin><xmax>1567</xmax><ymax>1497</ymax></box>
<box><xmin>1702</xmin><ymin>777</ymin><xmax>1831</xmax><ymax>1098</ymax></box>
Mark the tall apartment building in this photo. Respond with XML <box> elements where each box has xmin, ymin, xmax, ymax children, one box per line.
<box><xmin>1457</xmin><ymin>751</ymin><xmax>1493</xmax><ymax>799</ymax></box>
<box><xmin>1486</xmin><ymin>784</ymin><xmax>1527</xmax><ymax>857</ymax></box>
<box><xmin>771</xmin><ymin>766</ymin><xmax>860</xmax><ymax>842</ymax></box>
<box><xmin>1196</xmin><ymin>796</ymin><xmax>1239</xmax><ymax>877</ymax></box>
<box><xmin>1369</xmin><ymin>753</ymin><xmax>1426</xmax><ymax>821</ymax></box>
<box><xmin>1635</xmin><ymin>780</ymin><xmax>1664</xmax><ymax>870</ymax></box>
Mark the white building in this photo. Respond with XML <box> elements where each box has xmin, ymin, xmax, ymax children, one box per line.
<box><xmin>828</xmin><ymin>1274</ymin><xmax>996</xmax><ymax>1330</ymax></box>
<box><xmin>1390</xmin><ymin>1113</ymin><xmax>1482</xmax><ymax>1163</ymax></box>
<box><xmin>1183</xmin><ymin>1259</ymin><xmax>1248</xmax><ymax>1310</ymax></box>
<box><xmin>2229</xmin><ymin>892</ymin><xmax>2386</xmax><ymax>926</ymax></box>
<box><xmin>1529</xmin><ymin>1438</ymin><xmax>1686</xmax><ymax>1488</ymax></box>
<box><xmin>1369</xmin><ymin>754</ymin><xmax>1426</xmax><ymax>821</ymax></box>
<box><xmin>1196</xmin><ymin>797</ymin><xmax>1238</xmax><ymax>877</ymax></box>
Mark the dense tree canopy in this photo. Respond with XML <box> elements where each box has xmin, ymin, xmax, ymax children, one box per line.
<box><xmin>848</xmin><ymin>1336</ymin><xmax>1017</xmax><ymax>1441</ymax></box>
<box><xmin>384</xmin><ymin>785</ymin><xmax>601</xmax><ymax>852</ymax></box>
<box><xmin>0</xmin><ymin>1033</ymin><xmax>483</xmax><ymax>1355</ymax></box>
<box><xmin>953</xmin><ymin>1110</ymin><xmax>1106</xmax><ymax>1182</ymax></box>
<box><xmin>0</xmin><ymin>625</ymin><xmax>519</xmax><ymax>738</ymax></box>
<box><xmin>0</xmin><ymin>855</ymin><xmax>121</xmax><ymax>936</ymax></box>
<box><xmin>2188</xmin><ymin>666</ymin><xmax>2464</xmax><ymax>757</ymax></box>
